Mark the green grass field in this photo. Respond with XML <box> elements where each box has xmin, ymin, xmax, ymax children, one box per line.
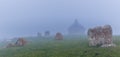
<box><xmin>0</xmin><ymin>35</ymin><xmax>120</xmax><ymax>57</ymax></box>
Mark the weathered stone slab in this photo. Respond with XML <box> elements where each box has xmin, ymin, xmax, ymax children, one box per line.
<box><xmin>88</xmin><ymin>25</ymin><xmax>116</xmax><ymax>47</ymax></box>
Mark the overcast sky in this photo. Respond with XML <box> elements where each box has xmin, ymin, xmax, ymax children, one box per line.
<box><xmin>0</xmin><ymin>0</ymin><xmax>120</xmax><ymax>38</ymax></box>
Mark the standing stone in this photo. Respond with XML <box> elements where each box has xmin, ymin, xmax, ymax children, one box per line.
<box><xmin>88</xmin><ymin>25</ymin><xmax>116</xmax><ymax>47</ymax></box>
<box><xmin>44</xmin><ymin>30</ymin><xmax>50</xmax><ymax>37</ymax></box>
<box><xmin>37</xmin><ymin>32</ymin><xmax>42</xmax><ymax>37</ymax></box>
<box><xmin>55</xmin><ymin>32</ymin><xmax>63</xmax><ymax>40</ymax></box>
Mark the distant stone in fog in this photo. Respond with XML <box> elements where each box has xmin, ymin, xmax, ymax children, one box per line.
<box><xmin>55</xmin><ymin>32</ymin><xmax>63</xmax><ymax>40</ymax></box>
<box><xmin>88</xmin><ymin>25</ymin><xmax>116</xmax><ymax>47</ymax></box>
<box><xmin>44</xmin><ymin>30</ymin><xmax>50</xmax><ymax>37</ymax></box>
<box><xmin>37</xmin><ymin>32</ymin><xmax>42</xmax><ymax>37</ymax></box>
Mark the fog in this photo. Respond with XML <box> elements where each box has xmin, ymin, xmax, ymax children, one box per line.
<box><xmin>0</xmin><ymin>0</ymin><xmax>120</xmax><ymax>39</ymax></box>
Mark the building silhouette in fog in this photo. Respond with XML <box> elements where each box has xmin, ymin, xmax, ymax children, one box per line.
<box><xmin>68</xmin><ymin>19</ymin><xmax>85</xmax><ymax>35</ymax></box>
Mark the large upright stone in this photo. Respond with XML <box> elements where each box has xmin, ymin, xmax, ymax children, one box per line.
<box><xmin>88</xmin><ymin>25</ymin><xmax>116</xmax><ymax>47</ymax></box>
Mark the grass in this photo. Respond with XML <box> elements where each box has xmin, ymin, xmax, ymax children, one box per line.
<box><xmin>0</xmin><ymin>35</ymin><xmax>120</xmax><ymax>57</ymax></box>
